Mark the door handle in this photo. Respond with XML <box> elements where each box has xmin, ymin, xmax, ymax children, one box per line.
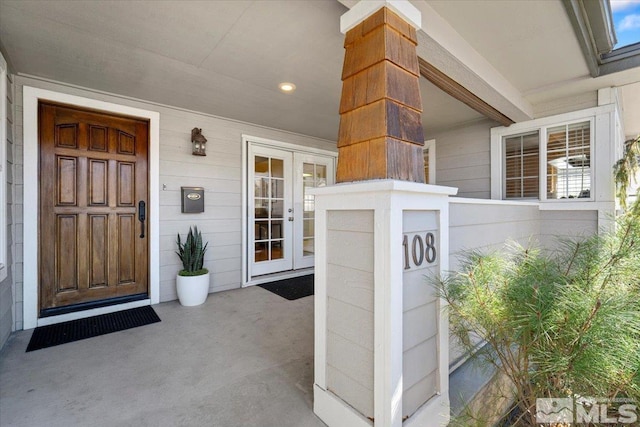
<box><xmin>288</xmin><ymin>217</ymin><xmax>294</xmax><ymax>222</ymax></box>
<box><xmin>138</xmin><ymin>201</ymin><xmax>146</xmax><ymax>238</ymax></box>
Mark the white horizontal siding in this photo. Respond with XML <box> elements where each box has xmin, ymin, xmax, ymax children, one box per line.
<box><xmin>0</xmin><ymin>68</ymin><xmax>15</xmax><ymax>348</ymax></box>
<box><xmin>539</xmin><ymin>210</ymin><xmax>598</xmax><ymax>250</ymax></box>
<box><xmin>325</xmin><ymin>210</ymin><xmax>374</xmax><ymax>419</ymax></box>
<box><xmin>12</xmin><ymin>75</ymin><xmax>336</xmax><ymax>329</ymax></box>
<box><xmin>402</xmin><ymin>210</ymin><xmax>440</xmax><ymax>418</ymax></box>
<box><xmin>429</xmin><ymin>119</ymin><xmax>497</xmax><ymax>199</ymax></box>
<box><xmin>447</xmin><ymin>200</ymin><xmax>599</xmax><ymax>368</ymax></box>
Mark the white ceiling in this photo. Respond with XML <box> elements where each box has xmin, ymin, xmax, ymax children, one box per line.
<box><xmin>1</xmin><ymin>0</ymin><xmax>639</xmax><ymax>141</ymax></box>
<box><xmin>427</xmin><ymin>0</ymin><xmax>590</xmax><ymax>94</ymax></box>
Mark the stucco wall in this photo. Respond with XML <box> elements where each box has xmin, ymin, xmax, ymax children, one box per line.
<box><xmin>11</xmin><ymin>75</ymin><xmax>336</xmax><ymax>332</ymax></box>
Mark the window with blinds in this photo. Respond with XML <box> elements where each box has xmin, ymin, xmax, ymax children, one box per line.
<box><xmin>546</xmin><ymin>121</ymin><xmax>590</xmax><ymax>199</ymax></box>
<box><xmin>423</xmin><ymin>148</ymin><xmax>430</xmax><ymax>184</ymax></box>
<box><xmin>504</xmin><ymin>131</ymin><xmax>539</xmax><ymax>199</ymax></box>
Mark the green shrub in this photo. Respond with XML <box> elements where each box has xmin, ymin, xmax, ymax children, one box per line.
<box><xmin>176</xmin><ymin>226</ymin><xmax>208</xmax><ymax>276</ymax></box>
<box><xmin>439</xmin><ymin>140</ymin><xmax>640</xmax><ymax>426</ymax></box>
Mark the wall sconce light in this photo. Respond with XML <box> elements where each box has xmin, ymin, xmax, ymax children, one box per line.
<box><xmin>191</xmin><ymin>127</ymin><xmax>207</xmax><ymax>156</ymax></box>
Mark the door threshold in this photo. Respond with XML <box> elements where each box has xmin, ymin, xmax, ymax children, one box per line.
<box><xmin>244</xmin><ymin>268</ymin><xmax>314</xmax><ymax>287</ymax></box>
<box><xmin>40</xmin><ymin>293</ymin><xmax>148</xmax><ymax>318</ymax></box>
<box><xmin>36</xmin><ymin>299</ymin><xmax>151</xmax><ymax>328</ymax></box>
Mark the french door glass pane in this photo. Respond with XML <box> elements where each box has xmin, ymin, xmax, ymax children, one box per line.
<box><xmin>303</xmin><ymin>238</ymin><xmax>314</xmax><ymax>256</ymax></box>
<box><xmin>255</xmin><ymin>156</ymin><xmax>269</xmax><ymax>176</ymax></box>
<box><xmin>255</xmin><ymin>242</ymin><xmax>269</xmax><ymax>262</ymax></box>
<box><xmin>271</xmin><ymin>159</ymin><xmax>284</xmax><ymax>178</ymax></box>
<box><xmin>254</xmin><ymin>155</ymin><xmax>286</xmax><ymax>263</ymax></box>
<box><xmin>300</xmin><ymin>162</ymin><xmax>327</xmax><ymax>256</ymax></box>
<box><xmin>271</xmin><ymin>241</ymin><xmax>284</xmax><ymax>260</ymax></box>
<box><xmin>255</xmin><ymin>178</ymin><xmax>268</xmax><ymax>198</ymax></box>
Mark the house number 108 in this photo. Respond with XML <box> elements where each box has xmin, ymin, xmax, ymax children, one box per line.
<box><xmin>403</xmin><ymin>232</ymin><xmax>437</xmax><ymax>270</ymax></box>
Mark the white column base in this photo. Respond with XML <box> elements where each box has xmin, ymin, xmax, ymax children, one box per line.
<box><xmin>314</xmin><ymin>385</ymin><xmax>372</xmax><ymax>427</ymax></box>
<box><xmin>312</xmin><ymin>180</ymin><xmax>456</xmax><ymax>427</ymax></box>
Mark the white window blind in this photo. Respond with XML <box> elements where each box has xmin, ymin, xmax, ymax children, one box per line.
<box><xmin>504</xmin><ymin>131</ymin><xmax>539</xmax><ymax>199</ymax></box>
<box><xmin>546</xmin><ymin>121</ymin><xmax>591</xmax><ymax>199</ymax></box>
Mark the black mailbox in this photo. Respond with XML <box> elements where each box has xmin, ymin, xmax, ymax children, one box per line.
<box><xmin>181</xmin><ymin>187</ymin><xmax>205</xmax><ymax>213</ymax></box>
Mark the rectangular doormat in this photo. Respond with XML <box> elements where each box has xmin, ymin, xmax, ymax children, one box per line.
<box><xmin>258</xmin><ymin>274</ymin><xmax>314</xmax><ymax>300</ymax></box>
<box><xmin>26</xmin><ymin>306</ymin><xmax>161</xmax><ymax>352</ymax></box>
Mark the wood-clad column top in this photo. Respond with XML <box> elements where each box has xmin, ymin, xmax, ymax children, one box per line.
<box><xmin>340</xmin><ymin>0</ymin><xmax>421</xmax><ymax>35</ymax></box>
<box><xmin>336</xmin><ymin>2</ymin><xmax>426</xmax><ymax>183</ymax></box>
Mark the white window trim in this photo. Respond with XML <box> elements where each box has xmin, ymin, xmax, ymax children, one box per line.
<box><xmin>491</xmin><ymin>105</ymin><xmax>613</xmax><ymax>203</ymax></box>
<box><xmin>424</xmin><ymin>139</ymin><xmax>436</xmax><ymax>184</ymax></box>
<box><xmin>0</xmin><ymin>53</ymin><xmax>8</xmax><ymax>283</ymax></box>
<box><xmin>538</xmin><ymin>117</ymin><xmax>595</xmax><ymax>202</ymax></box>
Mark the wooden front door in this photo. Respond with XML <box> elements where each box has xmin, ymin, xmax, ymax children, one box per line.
<box><xmin>39</xmin><ymin>102</ymin><xmax>149</xmax><ymax>314</ymax></box>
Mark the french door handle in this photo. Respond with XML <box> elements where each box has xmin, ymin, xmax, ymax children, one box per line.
<box><xmin>288</xmin><ymin>217</ymin><xmax>294</xmax><ymax>222</ymax></box>
<box><xmin>138</xmin><ymin>200</ymin><xmax>146</xmax><ymax>238</ymax></box>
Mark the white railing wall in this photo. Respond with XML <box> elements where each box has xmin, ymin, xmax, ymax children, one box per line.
<box><xmin>447</xmin><ymin>198</ymin><xmax>600</xmax><ymax>367</ymax></box>
<box><xmin>449</xmin><ymin>199</ymin><xmax>600</xmax><ymax>267</ymax></box>
<box><xmin>449</xmin><ymin>199</ymin><xmax>541</xmax><ymax>272</ymax></box>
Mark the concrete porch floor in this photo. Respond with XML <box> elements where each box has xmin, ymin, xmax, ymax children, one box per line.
<box><xmin>0</xmin><ymin>286</ymin><xmax>326</xmax><ymax>427</ymax></box>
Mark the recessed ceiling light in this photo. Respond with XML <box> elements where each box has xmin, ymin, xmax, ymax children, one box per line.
<box><xmin>278</xmin><ymin>82</ymin><xmax>296</xmax><ymax>93</ymax></box>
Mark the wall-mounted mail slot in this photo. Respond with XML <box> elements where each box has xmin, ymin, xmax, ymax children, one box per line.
<box><xmin>181</xmin><ymin>187</ymin><xmax>205</xmax><ymax>213</ymax></box>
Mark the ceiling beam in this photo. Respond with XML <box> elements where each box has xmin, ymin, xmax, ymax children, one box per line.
<box><xmin>419</xmin><ymin>58</ymin><xmax>514</xmax><ymax>127</ymax></box>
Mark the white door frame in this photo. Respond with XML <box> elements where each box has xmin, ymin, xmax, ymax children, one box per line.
<box><xmin>23</xmin><ymin>86</ymin><xmax>160</xmax><ymax>329</ymax></box>
<box><xmin>241</xmin><ymin>135</ymin><xmax>336</xmax><ymax>286</ymax></box>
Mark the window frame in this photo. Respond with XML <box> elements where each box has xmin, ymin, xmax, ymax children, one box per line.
<box><xmin>502</xmin><ymin>130</ymin><xmax>540</xmax><ymax>200</ymax></box>
<box><xmin>539</xmin><ymin>118</ymin><xmax>594</xmax><ymax>202</ymax></box>
<box><xmin>491</xmin><ymin>108</ymin><xmax>598</xmax><ymax>204</ymax></box>
<box><xmin>423</xmin><ymin>139</ymin><xmax>436</xmax><ymax>184</ymax></box>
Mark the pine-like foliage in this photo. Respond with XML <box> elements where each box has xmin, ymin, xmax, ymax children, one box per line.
<box><xmin>439</xmin><ymin>141</ymin><xmax>640</xmax><ymax>426</ymax></box>
<box><xmin>176</xmin><ymin>226</ymin><xmax>209</xmax><ymax>276</ymax></box>
<box><xmin>614</xmin><ymin>135</ymin><xmax>640</xmax><ymax>210</ymax></box>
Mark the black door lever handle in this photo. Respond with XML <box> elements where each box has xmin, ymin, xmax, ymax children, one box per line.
<box><xmin>138</xmin><ymin>201</ymin><xmax>146</xmax><ymax>238</ymax></box>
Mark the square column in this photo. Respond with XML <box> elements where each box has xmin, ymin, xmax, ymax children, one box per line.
<box><xmin>337</xmin><ymin>3</ymin><xmax>425</xmax><ymax>183</ymax></box>
<box><xmin>312</xmin><ymin>180</ymin><xmax>455</xmax><ymax>427</ymax></box>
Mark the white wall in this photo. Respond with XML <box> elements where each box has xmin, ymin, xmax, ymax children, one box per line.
<box><xmin>447</xmin><ymin>199</ymin><xmax>599</xmax><ymax>368</ymax></box>
<box><xmin>539</xmin><ymin>210</ymin><xmax>598</xmax><ymax>250</ymax></box>
<box><xmin>449</xmin><ymin>199</ymin><xmax>541</xmax><ymax>271</ymax></box>
<box><xmin>325</xmin><ymin>210</ymin><xmax>375</xmax><ymax>418</ymax></box>
<box><xmin>428</xmin><ymin>119</ymin><xmax>497</xmax><ymax>199</ymax></box>
<box><xmin>0</xmin><ymin>69</ymin><xmax>15</xmax><ymax>346</ymax></box>
<box><xmin>12</xmin><ymin>75</ymin><xmax>336</xmax><ymax>330</ymax></box>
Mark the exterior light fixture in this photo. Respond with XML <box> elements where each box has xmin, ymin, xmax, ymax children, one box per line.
<box><xmin>191</xmin><ymin>127</ymin><xmax>207</xmax><ymax>156</ymax></box>
<box><xmin>278</xmin><ymin>82</ymin><xmax>296</xmax><ymax>93</ymax></box>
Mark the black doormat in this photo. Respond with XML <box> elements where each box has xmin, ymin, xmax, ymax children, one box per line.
<box><xmin>258</xmin><ymin>275</ymin><xmax>314</xmax><ymax>300</ymax></box>
<box><xmin>26</xmin><ymin>306</ymin><xmax>161</xmax><ymax>352</ymax></box>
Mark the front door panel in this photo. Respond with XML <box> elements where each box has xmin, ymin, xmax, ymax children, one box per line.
<box><xmin>39</xmin><ymin>102</ymin><xmax>149</xmax><ymax>313</ymax></box>
<box><xmin>249</xmin><ymin>145</ymin><xmax>293</xmax><ymax>276</ymax></box>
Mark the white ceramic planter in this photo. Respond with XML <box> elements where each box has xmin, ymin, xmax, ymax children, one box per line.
<box><xmin>176</xmin><ymin>272</ymin><xmax>210</xmax><ymax>306</ymax></box>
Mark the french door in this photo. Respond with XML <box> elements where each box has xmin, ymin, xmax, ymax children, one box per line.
<box><xmin>248</xmin><ymin>144</ymin><xmax>335</xmax><ymax>277</ymax></box>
